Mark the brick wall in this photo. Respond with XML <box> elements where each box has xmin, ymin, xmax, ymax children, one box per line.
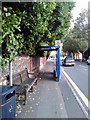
<box><xmin>0</xmin><ymin>55</ymin><xmax>30</xmax><ymax>85</ymax></box>
<box><xmin>12</xmin><ymin>55</ymin><xmax>30</xmax><ymax>74</ymax></box>
<box><xmin>0</xmin><ymin>55</ymin><xmax>46</xmax><ymax>85</ymax></box>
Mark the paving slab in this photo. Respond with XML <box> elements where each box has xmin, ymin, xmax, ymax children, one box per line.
<box><xmin>16</xmin><ymin>73</ymin><xmax>67</xmax><ymax>118</ymax></box>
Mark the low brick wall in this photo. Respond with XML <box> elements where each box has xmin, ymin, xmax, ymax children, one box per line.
<box><xmin>0</xmin><ymin>55</ymin><xmax>30</xmax><ymax>85</ymax></box>
<box><xmin>12</xmin><ymin>55</ymin><xmax>30</xmax><ymax>74</ymax></box>
<box><xmin>0</xmin><ymin>56</ymin><xmax>46</xmax><ymax>85</ymax></box>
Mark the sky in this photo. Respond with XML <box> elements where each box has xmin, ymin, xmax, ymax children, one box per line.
<box><xmin>71</xmin><ymin>0</ymin><xmax>89</xmax><ymax>20</ymax></box>
<box><xmin>70</xmin><ymin>0</ymin><xmax>89</xmax><ymax>27</ymax></box>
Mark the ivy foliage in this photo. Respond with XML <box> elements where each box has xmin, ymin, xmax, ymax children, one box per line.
<box><xmin>1</xmin><ymin>2</ymin><xmax>74</xmax><ymax>65</ymax></box>
<box><xmin>2</xmin><ymin>5</ymin><xmax>24</xmax><ymax>65</ymax></box>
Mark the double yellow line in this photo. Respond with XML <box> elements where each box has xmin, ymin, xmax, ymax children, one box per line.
<box><xmin>62</xmin><ymin>69</ymin><xmax>90</xmax><ymax>110</ymax></box>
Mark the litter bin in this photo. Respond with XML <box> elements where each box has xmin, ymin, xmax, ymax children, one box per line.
<box><xmin>1</xmin><ymin>86</ymin><xmax>16</xmax><ymax>119</ymax></box>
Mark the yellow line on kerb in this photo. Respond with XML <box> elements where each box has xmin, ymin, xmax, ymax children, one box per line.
<box><xmin>62</xmin><ymin>69</ymin><xmax>90</xmax><ymax>110</ymax></box>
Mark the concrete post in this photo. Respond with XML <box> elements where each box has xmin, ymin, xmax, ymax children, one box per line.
<box><xmin>9</xmin><ymin>61</ymin><xmax>13</xmax><ymax>86</ymax></box>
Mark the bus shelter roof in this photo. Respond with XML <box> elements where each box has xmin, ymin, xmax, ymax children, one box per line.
<box><xmin>39</xmin><ymin>45</ymin><xmax>60</xmax><ymax>51</ymax></box>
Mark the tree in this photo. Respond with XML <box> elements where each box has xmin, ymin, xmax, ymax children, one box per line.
<box><xmin>2</xmin><ymin>2</ymin><xmax>57</xmax><ymax>56</ymax></box>
<box><xmin>83</xmin><ymin>48</ymin><xmax>90</xmax><ymax>60</ymax></box>
<box><xmin>73</xmin><ymin>9</ymin><xmax>88</xmax><ymax>41</ymax></box>
<box><xmin>63</xmin><ymin>32</ymin><xmax>79</xmax><ymax>54</ymax></box>
<box><xmin>1</xmin><ymin>2</ymin><xmax>74</xmax><ymax>65</ymax></box>
<box><xmin>48</xmin><ymin>2</ymin><xmax>75</xmax><ymax>42</ymax></box>
<box><xmin>63</xmin><ymin>9</ymin><xmax>88</xmax><ymax>56</ymax></box>
<box><xmin>72</xmin><ymin>10</ymin><xmax>88</xmax><ymax>54</ymax></box>
<box><xmin>63</xmin><ymin>30</ymin><xmax>88</xmax><ymax>55</ymax></box>
<box><xmin>2</xmin><ymin>5</ymin><xmax>24</xmax><ymax>65</ymax></box>
<box><xmin>77</xmin><ymin>39</ymin><xmax>88</xmax><ymax>53</ymax></box>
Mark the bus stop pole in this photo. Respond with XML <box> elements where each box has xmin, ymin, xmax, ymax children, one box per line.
<box><xmin>57</xmin><ymin>47</ymin><xmax>60</xmax><ymax>81</ymax></box>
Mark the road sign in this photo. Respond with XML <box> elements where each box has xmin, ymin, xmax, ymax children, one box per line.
<box><xmin>55</xmin><ymin>40</ymin><xmax>61</xmax><ymax>45</ymax></box>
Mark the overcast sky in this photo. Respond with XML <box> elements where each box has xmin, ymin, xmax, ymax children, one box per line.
<box><xmin>71</xmin><ymin>0</ymin><xmax>89</xmax><ymax>20</ymax></box>
<box><xmin>70</xmin><ymin>0</ymin><xmax>89</xmax><ymax>27</ymax></box>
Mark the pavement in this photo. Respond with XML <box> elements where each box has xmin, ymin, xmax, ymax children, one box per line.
<box><xmin>16</xmin><ymin>61</ymin><xmax>87</xmax><ymax>118</ymax></box>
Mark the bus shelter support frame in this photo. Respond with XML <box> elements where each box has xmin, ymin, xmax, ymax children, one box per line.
<box><xmin>39</xmin><ymin>45</ymin><xmax>60</xmax><ymax>81</ymax></box>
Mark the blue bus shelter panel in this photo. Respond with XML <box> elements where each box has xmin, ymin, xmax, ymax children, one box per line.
<box><xmin>39</xmin><ymin>45</ymin><xmax>61</xmax><ymax>81</ymax></box>
<box><xmin>57</xmin><ymin>47</ymin><xmax>60</xmax><ymax>81</ymax></box>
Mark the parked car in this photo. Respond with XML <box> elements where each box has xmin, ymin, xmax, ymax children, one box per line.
<box><xmin>86</xmin><ymin>56</ymin><xmax>90</xmax><ymax>65</ymax></box>
<box><xmin>48</xmin><ymin>55</ymin><xmax>56</xmax><ymax>60</ymax></box>
<box><xmin>60</xmin><ymin>56</ymin><xmax>64</xmax><ymax>61</ymax></box>
<box><xmin>47</xmin><ymin>55</ymin><xmax>56</xmax><ymax>65</ymax></box>
<box><xmin>62</xmin><ymin>56</ymin><xmax>75</xmax><ymax>66</ymax></box>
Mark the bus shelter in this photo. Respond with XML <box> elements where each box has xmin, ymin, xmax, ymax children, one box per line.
<box><xmin>39</xmin><ymin>45</ymin><xmax>60</xmax><ymax>81</ymax></box>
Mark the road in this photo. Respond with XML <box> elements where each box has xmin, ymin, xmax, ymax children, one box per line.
<box><xmin>61</xmin><ymin>61</ymin><xmax>89</xmax><ymax>101</ymax></box>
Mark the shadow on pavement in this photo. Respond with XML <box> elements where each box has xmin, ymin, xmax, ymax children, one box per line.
<box><xmin>39</xmin><ymin>72</ymin><xmax>55</xmax><ymax>81</ymax></box>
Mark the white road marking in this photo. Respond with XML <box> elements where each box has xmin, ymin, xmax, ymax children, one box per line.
<box><xmin>79</xmin><ymin>65</ymin><xmax>88</xmax><ymax>69</ymax></box>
